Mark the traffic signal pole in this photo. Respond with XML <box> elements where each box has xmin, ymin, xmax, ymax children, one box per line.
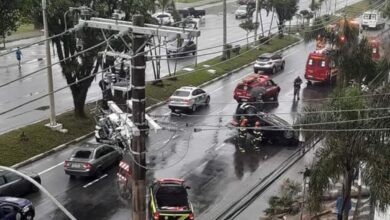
<box><xmin>131</xmin><ymin>15</ymin><xmax>147</xmax><ymax>220</ymax></box>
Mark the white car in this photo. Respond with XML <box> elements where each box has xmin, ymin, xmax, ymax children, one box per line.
<box><xmin>361</xmin><ymin>10</ymin><xmax>387</xmax><ymax>30</ymax></box>
<box><xmin>152</xmin><ymin>12</ymin><xmax>175</xmax><ymax>26</ymax></box>
<box><xmin>235</xmin><ymin>5</ymin><xmax>250</xmax><ymax>19</ymax></box>
<box><xmin>168</xmin><ymin>86</ymin><xmax>210</xmax><ymax>112</ymax></box>
<box><xmin>253</xmin><ymin>52</ymin><xmax>285</xmax><ymax>74</ymax></box>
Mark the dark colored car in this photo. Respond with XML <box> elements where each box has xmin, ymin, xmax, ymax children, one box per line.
<box><xmin>178</xmin><ymin>7</ymin><xmax>206</xmax><ymax>18</ymax></box>
<box><xmin>233</xmin><ymin>74</ymin><xmax>280</xmax><ymax>103</ymax></box>
<box><xmin>167</xmin><ymin>40</ymin><xmax>197</xmax><ymax>58</ymax></box>
<box><xmin>0</xmin><ymin>171</ymin><xmax>41</xmax><ymax>197</ymax></box>
<box><xmin>231</xmin><ymin>103</ymin><xmax>299</xmax><ymax>146</ymax></box>
<box><xmin>149</xmin><ymin>178</ymin><xmax>194</xmax><ymax>220</ymax></box>
<box><xmin>0</xmin><ymin>197</ymin><xmax>35</xmax><ymax>220</ymax></box>
<box><xmin>64</xmin><ymin>143</ymin><xmax>122</xmax><ymax>178</ymax></box>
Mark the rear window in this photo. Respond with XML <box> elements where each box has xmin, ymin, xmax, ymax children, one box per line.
<box><xmin>258</xmin><ymin>57</ymin><xmax>271</xmax><ymax>62</ymax></box>
<box><xmin>73</xmin><ymin>150</ymin><xmax>92</xmax><ymax>159</ymax></box>
<box><xmin>236</xmin><ymin>85</ymin><xmax>252</xmax><ymax>91</ymax></box>
<box><xmin>173</xmin><ymin>90</ymin><xmax>190</xmax><ymax>97</ymax></box>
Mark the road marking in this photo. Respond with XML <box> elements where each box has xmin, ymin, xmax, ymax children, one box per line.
<box><xmin>38</xmin><ymin>162</ymin><xmax>64</xmax><ymax>175</ymax></box>
<box><xmin>83</xmin><ymin>174</ymin><xmax>108</xmax><ymax>188</ymax></box>
<box><xmin>163</xmin><ymin>139</ymin><xmax>170</xmax><ymax>144</ymax></box>
<box><xmin>172</xmin><ymin>134</ymin><xmax>179</xmax><ymax>139</ymax></box>
<box><xmin>215</xmin><ymin>143</ymin><xmax>226</xmax><ymax>151</ymax></box>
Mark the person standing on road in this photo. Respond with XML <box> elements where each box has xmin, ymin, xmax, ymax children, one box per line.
<box><xmin>99</xmin><ymin>76</ymin><xmax>113</xmax><ymax>110</ymax></box>
<box><xmin>251</xmin><ymin>121</ymin><xmax>262</xmax><ymax>152</ymax></box>
<box><xmin>293</xmin><ymin>76</ymin><xmax>303</xmax><ymax>101</ymax></box>
<box><xmin>16</xmin><ymin>47</ymin><xmax>22</xmax><ymax>68</ymax></box>
<box><xmin>237</xmin><ymin>117</ymin><xmax>248</xmax><ymax>153</ymax></box>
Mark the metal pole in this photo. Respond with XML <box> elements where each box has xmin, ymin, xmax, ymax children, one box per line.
<box><xmin>42</xmin><ymin>0</ymin><xmax>57</xmax><ymax>127</ymax></box>
<box><xmin>222</xmin><ymin>0</ymin><xmax>227</xmax><ymax>59</ymax></box>
<box><xmin>0</xmin><ymin>166</ymin><xmax>77</xmax><ymax>220</ymax></box>
<box><xmin>195</xmin><ymin>36</ymin><xmax>198</xmax><ymax>66</ymax></box>
<box><xmin>254</xmin><ymin>0</ymin><xmax>260</xmax><ymax>45</ymax></box>
<box><xmin>131</xmin><ymin>14</ymin><xmax>147</xmax><ymax>220</ymax></box>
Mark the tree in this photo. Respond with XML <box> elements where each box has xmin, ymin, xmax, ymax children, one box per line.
<box><xmin>270</xmin><ymin>0</ymin><xmax>298</xmax><ymax>37</ymax></box>
<box><xmin>239</xmin><ymin>19</ymin><xmax>258</xmax><ymax>49</ymax></box>
<box><xmin>0</xmin><ymin>0</ymin><xmax>21</xmax><ymax>48</ymax></box>
<box><xmin>298</xmin><ymin>87</ymin><xmax>390</xmax><ymax>220</ymax></box>
<box><xmin>27</xmin><ymin>0</ymin><xmax>155</xmax><ymax>117</ymax></box>
<box><xmin>299</xmin><ymin>9</ymin><xmax>314</xmax><ymax>27</ymax></box>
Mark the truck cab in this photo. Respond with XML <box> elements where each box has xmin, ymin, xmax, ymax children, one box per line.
<box><xmin>304</xmin><ymin>49</ymin><xmax>337</xmax><ymax>85</ymax></box>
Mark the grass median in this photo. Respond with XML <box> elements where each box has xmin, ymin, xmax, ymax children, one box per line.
<box><xmin>0</xmin><ymin>35</ymin><xmax>299</xmax><ymax>167</ymax></box>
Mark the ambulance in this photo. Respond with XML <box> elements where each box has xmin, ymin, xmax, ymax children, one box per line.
<box><xmin>304</xmin><ymin>48</ymin><xmax>338</xmax><ymax>85</ymax></box>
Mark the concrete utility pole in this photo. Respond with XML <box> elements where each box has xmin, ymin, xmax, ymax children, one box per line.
<box><xmin>222</xmin><ymin>0</ymin><xmax>227</xmax><ymax>59</ymax></box>
<box><xmin>254</xmin><ymin>0</ymin><xmax>260</xmax><ymax>45</ymax></box>
<box><xmin>42</xmin><ymin>0</ymin><xmax>63</xmax><ymax>131</ymax></box>
<box><xmin>131</xmin><ymin>15</ymin><xmax>147</xmax><ymax>220</ymax></box>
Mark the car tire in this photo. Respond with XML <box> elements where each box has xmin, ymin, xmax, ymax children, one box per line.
<box><xmin>191</xmin><ymin>104</ymin><xmax>197</xmax><ymax>112</ymax></box>
<box><xmin>272</xmin><ymin>66</ymin><xmax>276</xmax><ymax>74</ymax></box>
<box><xmin>281</xmin><ymin>62</ymin><xmax>285</xmax><ymax>70</ymax></box>
<box><xmin>25</xmin><ymin>211</ymin><xmax>34</xmax><ymax>220</ymax></box>
<box><xmin>273</xmin><ymin>92</ymin><xmax>279</xmax><ymax>101</ymax></box>
<box><xmin>205</xmin><ymin>96</ymin><xmax>210</xmax><ymax>106</ymax></box>
<box><xmin>169</xmin><ymin>107</ymin><xmax>175</xmax><ymax>112</ymax></box>
<box><xmin>254</xmin><ymin>68</ymin><xmax>258</xmax><ymax>73</ymax></box>
<box><xmin>307</xmin><ymin>80</ymin><xmax>312</xmax><ymax>86</ymax></box>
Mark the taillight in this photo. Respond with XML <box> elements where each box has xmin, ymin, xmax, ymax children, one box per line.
<box><xmin>189</xmin><ymin>213</ymin><xmax>194</xmax><ymax>220</ymax></box>
<box><xmin>153</xmin><ymin>212</ymin><xmax>160</xmax><ymax>220</ymax></box>
<box><xmin>64</xmin><ymin>161</ymin><xmax>70</xmax><ymax>167</ymax></box>
<box><xmin>83</xmin><ymin>163</ymin><xmax>92</xmax><ymax>169</ymax></box>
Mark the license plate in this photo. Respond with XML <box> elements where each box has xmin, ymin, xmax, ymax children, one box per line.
<box><xmin>71</xmin><ymin>163</ymin><xmax>82</xmax><ymax>168</ymax></box>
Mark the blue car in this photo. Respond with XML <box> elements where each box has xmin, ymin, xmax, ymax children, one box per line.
<box><xmin>0</xmin><ymin>197</ymin><xmax>35</xmax><ymax>220</ymax></box>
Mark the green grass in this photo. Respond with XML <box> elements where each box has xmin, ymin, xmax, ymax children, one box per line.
<box><xmin>15</xmin><ymin>23</ymin><xmax>36</xmax><ymax>34</ymax></box>
<box><xmin>336</xmin><ymin>0</ymin><xmax>370</xmax><ymax>16</ymax></box>
<box><xmin>176</xmin><ymin>0</ymin><xmax>219</xmax><ymax>3</ymax></box>
<box><xmin>0</xmin><ymin>35</ymin><xmax>298</xmax><ymax>167</ymax></box>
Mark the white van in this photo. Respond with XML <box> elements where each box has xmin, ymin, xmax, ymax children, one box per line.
<box><xmin>361</xmin><ymin>10</ymin><xmax>387</xmax><ymax>30</ymax></box>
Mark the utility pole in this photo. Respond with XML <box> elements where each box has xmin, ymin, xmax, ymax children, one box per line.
<box><xmin>254</xmin><ymin>0</ymin><xmax>260</xmax><ymax>45</ymax></box>
<box><xmin>222</xmin><ymin>0</ymin><xmax>227</xmax><ymax>60</ymax></box>
<box><xmin>42</xmin><ymin>0</ymin><xmax>63</xmax><ymax>132</ymax></box>
<box><xmin>131</xmin><ymin>14</ymin><xmax>147</xmax><ymax>220</ymax></box>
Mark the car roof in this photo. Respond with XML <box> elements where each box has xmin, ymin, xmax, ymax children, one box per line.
<box><xmin>75</xmin><ymin>143</ymin><xmax>105</xmax><ymax>151</ymax></box>
<box><xmin>177</xmin><ymin>86</ymin><xmax>198</xmax><ymax>91</ymax></box>
<box><xmin>258</xmin><ymin>53</ymin><xmax>273</xmax><ymax>58</ymax></box>
<box><xmin>0</xmin><ymin>197</ymin><xmax>31</xmax><ymax>207</ymax></box>
<box><xmin>240</xmin><ymin>74</ymin><xmax>269</xmax><ymax>85</ymax></box>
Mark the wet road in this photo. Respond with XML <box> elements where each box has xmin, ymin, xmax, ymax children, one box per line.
<box><xmin>0</xmin><ymin>0</ymin><xmax>361</xmax><ymax>134</ymax></box>
<box><xmin>18</xmin><ymin>41</ymin><xmax>329</xmax><ymax>220</ymax></box>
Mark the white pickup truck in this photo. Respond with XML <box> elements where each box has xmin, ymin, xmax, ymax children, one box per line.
<box><xmin>361</xmin><ymin>10</ymin><xmax>387</xmax><ymax>30</ymax></box>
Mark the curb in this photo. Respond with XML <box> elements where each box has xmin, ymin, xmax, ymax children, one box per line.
<box><xmin>11</xmin><ymin>132</ymin><xmax>95</xmax><ymax>169</ymax></box>
<box><xmin>146</xmin><ymin>38</ymin><xmax>303</xmax><ymax>112</ymax></box>
<box><xmin>11</xmin><ymin>38</ymin><xmax>303</xmax><ymax>169</ymax></box>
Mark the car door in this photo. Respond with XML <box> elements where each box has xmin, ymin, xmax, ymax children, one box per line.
<box><xmin>4</xmin><ymin>172</ymin><xmax>27</xmax><ymax>197</ymax></box>
<box><xmin>191</xmin><ymin>90</ymin><xmax>199</xmax><ymax>105</ymax></box>
<box><xmin>94</xmin><ymin>147</ymin><xmax>106</xmax><ymax>170</ymax></box>
<box><xmin>264</xmin><ymin>80</ymin><xmax>275</xmax><ymax>98</ymax></box>
<box><xmin>197</xmin><ymin>89</ymin><xmax>207</xmax><ymax>104</ymax></box>
<box><xmin>0</xmin><ymin>175</ymin><xmax>12</xmax><ymax>196</ymax></box>
<box><xmin>272</xmin><ymin>54</ymin><xmax>281</xmax><ymax>67</ymax></box>
<box><xmin>104</xmin><ymin>146</ymin><xmax>118</xmax><ymax>166</ymax></box>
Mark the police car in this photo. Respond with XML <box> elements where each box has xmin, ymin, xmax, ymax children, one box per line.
<box><xmin>168</xmin><ymin>86</ymin><xmax>210</xmax><ymax>112</ymax></box>
<box><xmin>149</xmin><ymin>178</ymin><xmax>194</xmax><ymax>220</ymax></box>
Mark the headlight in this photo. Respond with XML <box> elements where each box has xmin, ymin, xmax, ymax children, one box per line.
<box><xmin>22</xmin><ymin>205</ymin><xmax>30</xmax><ymax>213</ymax></box>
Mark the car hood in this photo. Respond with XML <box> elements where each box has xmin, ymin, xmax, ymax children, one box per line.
<box><xmin>235</xmin><ymin>9</ymin><xmax>247</xmax><ymax>13</ymax></box>
<box><xmin>0</xmin><ymin>197</ymin><xmax>32</xmax><ymax>207</ymax></box>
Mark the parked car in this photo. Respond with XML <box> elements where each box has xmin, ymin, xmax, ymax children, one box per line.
<box><xmin>64</xmin><ymin>143</ymin><xmax>122</xmax><ymax>178</ymax></box>
<box><xmin>235</xmin><ymin>5</ymin><xmax>254</xmax><ymax>19</ymax></box>
<box><xmin>237</xmin><ymin>0</ymin><xmax>255</xmax><ymax>5</ymax></box>
<box><xmin>168</xmin><ymin>86</ymin><xmax>210</xmax><ymax>112</ymax></box>
<box><xmin>166</xmin><ymin>40</ymin><xmax>197</xmax><ymax>58</ymax></box>
<box><xmin>149</xmin><ymin>178</ymin><xmax>194</xmax><ymax>220</ymax></box>
<box><xmin>178</xmin><ymin>7</ymin><xmax>206</xmax><ymax>18</ymax></box>
<box><xmin>152</xmin><ymin>12</ymin><xmax>175</xmax><ymax>26</ymax></box>
<box><xmin>231</xmin><ymin>103</ymin><xmax>299</xmax><ymax>145</ymax></box>
<box><xmin>361</xmin><ymin>10</ymin><xmax>386</xmax><ymax>30</ymax></box>
<box><xmin>0</xmin><ymin>170</ymin><xmax>41</xmax><ymax>197</ymax></box>
<box><xmin>0</xmin><ymin>197</ymin><xmax>35</xmax><ymax>220</ymax></box>
<box><xmin>233</xmin><ymin>74</ymin><xmax>280</xmax><ymax>103</ymax></box>
<box><xmin>253</xmin><ymin>53</ymin><xmax>285</xmax><ymax>74</ymax></box>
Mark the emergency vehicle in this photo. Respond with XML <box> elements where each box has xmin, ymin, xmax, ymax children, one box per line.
<box><xmin>368</xmin><ymin>37</ymin><xmax>380</xmax><ymax>60</ymax></box>
<box><xmin>233</xmin><ymin>74</ymin><xmax>280</xmax><ymax>102</ymax></box>
<box><xmin>304</xmin><ymin>48</ymin><xmax>338</xmax><ymax>84</ymax></box>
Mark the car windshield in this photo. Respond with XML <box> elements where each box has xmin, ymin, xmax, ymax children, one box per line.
<box><xmin>238</xmin><ymin>5</ymin><xmax>247</xmax><ymax>10</ymax></box>
<box><xmin>173</xmin><ymin>90</ymin><xmax>190</xmax><ymax>97</ymax></box>
<box><xmin>156</xmin><ymin>185</ymin><xmax>189</xmax><ymax>208</ymax></box>
<box><xmin>258</xmin><ymin>56</ymin><xmax>271</xmax><ymax>62</ymax></box>
<box><xmin>73</xmin><ymin>150</ymin><xmax>92</xmax><ymax>159</ymax></box>
<box><xmin>236</xmin><ymin>84</ymin><xmax>252</xmax><ymax>91</ymax></box>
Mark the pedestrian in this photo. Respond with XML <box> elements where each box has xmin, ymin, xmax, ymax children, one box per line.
<box><xmin>99</xmin><ymin>76</ymin><xmax>113</xmax><ymax>110</ymax></box>
<box><xmin>293</xmin><ymin>76</ymin><xmax>303</xmax><ymax>100</ymax></box>
<box><xmin>251</xmin><ymin>121</ymin><xmax>262</xmax><ymax>152</ymax></box>
<box><xmin>237</xmin><ymin>117</ymin><xmax>248</xmax><ymax>153</ymax></box>
<box><xmin>16</xmin><ymin>47</ymin><xmax>22</xmax><ymax>68</ymax></box>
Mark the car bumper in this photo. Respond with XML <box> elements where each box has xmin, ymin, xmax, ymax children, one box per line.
<box><xmin>254</xmin><ymin>64</ymin><xmax>273</xmax><ymax>70</ymax></box>
<box><xmin>168</xmin><ymin>104</ymin><xmax>192</xmax><ymax>109</ymax></box>
<box><xmin>65</xmin><ymin>169</ymin><xmax>94</xmax><ymax>177</ymax></box>
<box><xmin>235</xmin><ymin>13</ymin><xmax>247</xmax><ymax>18</ymax></box>
<box><xmin>305</xmin><ymin>74</ymin><xmax>328</xmax><ymax>82</ymax></box>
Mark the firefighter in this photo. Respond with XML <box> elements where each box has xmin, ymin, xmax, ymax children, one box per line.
<box><xmin>293</xmin><ymin>76</ymin><xmax>303</xmax><ymax>101</ymax></box>
<box><xmin>237</xmin><ymin>117</ymin><xmax>248</xmax><ymax>153</ymax></box>
<box><xmin>251</xmin><ymin>121</ymin><xmax>262</xmax><ymax>151</ymax></box>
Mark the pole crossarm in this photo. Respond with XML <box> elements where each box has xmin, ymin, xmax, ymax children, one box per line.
<box><xmin>126</xmin><ymin>100</ymin><xmax>162</xmax><ymax>132</ymax></box>
<box><xmin>108</xmin><ymin>101</ymin><xmax>140</xmax><ymax>136</ymax></box>
<box><xmin>78</xmin><ymin>17</ymin><xmax>201</xmax><ymax>39</ymax></box>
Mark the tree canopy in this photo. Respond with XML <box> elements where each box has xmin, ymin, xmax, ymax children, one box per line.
<box><xmin>0</xmin><ymin>0</ymin><xmax>21</xmax><ymax>47</ymax></box>
<box><xmin>270</xmin><ymin>0</ymin><xmax>298</xmax><ymax>36</ymax></box>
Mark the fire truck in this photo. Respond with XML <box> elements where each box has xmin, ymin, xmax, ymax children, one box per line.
<box><xmin>368</xmin><ymin>37</ymin><xmax>380</xmax><ymax>60</ymax></box>
<box><xmin>304</xmin><ymin>48</ymin><xmax>338</xmax><ymax>85</ymax></box>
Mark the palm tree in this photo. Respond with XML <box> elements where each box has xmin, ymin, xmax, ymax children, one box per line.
<box><xmin>298</xmin><ymin>87</ymin><xmax>390</xmax><ymax>220</ymax></box>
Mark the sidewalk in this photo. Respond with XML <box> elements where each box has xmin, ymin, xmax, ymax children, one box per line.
<box><xmin>1</xmin><ymin>31</ymin><xmax>44</xmax><ymax>52</ymax></box>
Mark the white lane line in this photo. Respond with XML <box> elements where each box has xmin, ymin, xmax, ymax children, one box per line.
<box><xmin>26</xmin><ymin>60</ymin><xmax>36</xmax><ymax>64</ymax></box>
<box><xmin>215</xmin><ymin>143</ymin><xmax>226</xmax><ymax>151</ymax></box>
<box><xmin>38</xmin><ymin>162</ymin><xmax>64</xmax><ymax>175</ymax></box>
<box><xmin>163</xmin><ymin>139</ymin><xmax>170</xmax><ymax>144</ymax></box>
<box><xmin>83</xmin><ymin>174</ymin><xmax>108</xmax><ymax>188</ymax></box>
<box><xmin>172</xmin><ymin>134</ymin><xmax>179</xmax><ymax>139</ymax></box>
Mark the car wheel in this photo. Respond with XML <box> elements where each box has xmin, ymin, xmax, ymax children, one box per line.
<box><xmin>25</xmin><ymin>211</ymin><xmax>34</xmax><ymax>220</ymax></box>
<box><xmin>272</xmin><ymin>66</ymin><xmax>276</xmax><ymax>74</ymax></box>
<box><xmin>254</xmin><ymin>68</ymin><xmax>258</xmax><ymax>73</ymax></box>
<box><xmin>169</xmin><ymin>107</ymin><xmax>175</xmax><ymax>112</ymax></box>
<box><xmin>273</xmin><ymin>92</ymin><xmax>279</xmax><ymax>101</ymax></box>
<box><xmin>95</xmin><ymin>137</ymin><xmax>101</xmax><ymax>143</ymax></box>
<box><xmin>191</xmin><ymin>104</ymin><xmax>197</xmax><ymax>112</ymax></box>
<box><xmin>192</xmin><ymin>51</ymin><xmax>196</xmax><ymax>55</ymax></box>
<box><xmin>307</xmin><ymin>80</ymin><xmax>312</xmax><ymax>86</ymax></box>
<box><xmin>281</xmin><ymin>62</ymin><xmax>285</xmax><ymax>70</ymax></box>
<box><xmin>205</xmin><ymin>96</ymin><xmax>210</xmax><ymax>106</ymax></box>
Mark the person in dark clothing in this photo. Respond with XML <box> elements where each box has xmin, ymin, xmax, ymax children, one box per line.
<box><xmin>16</xmin><ymin>47</ymin><xmax>22</xmax><ymax>68</ymax></box>
<box><xmin>293</xmin><ymin>76</ymin><xmax>303</xmax><ymax>100</ymax></box>
<box><xmin>251</xmin><ymin>121</ymin><xmax>262</xmax><ymax>151</ymax></box>
<box><xmin>99</xmin><ymin>77</ymin><xmax>113</xmax><ymax>110</ymax></box>
<box><xmin>237</xmin><ymin>117</ymin><xmax>248</xmax><ymax>153</ymax></box>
